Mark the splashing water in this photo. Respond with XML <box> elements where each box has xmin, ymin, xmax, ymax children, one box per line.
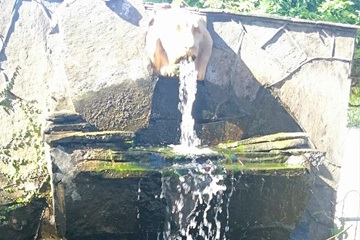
<box><xmin>164</xmin><ymin>61</ymin><xmax>227</xmax><ymax>238</ymax></box>
<box><xmin>161</xmin><ymin>161</ymin><xmax>231</xmax><ymax>240</ymax></box>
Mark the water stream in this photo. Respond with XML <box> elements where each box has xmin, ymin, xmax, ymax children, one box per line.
<box><xmin>178</xmin><ymin>61</ymin><xmax>201</xmax><ymax>148</ymax></box>
<box><xmin>163</xmin><ymin>62</ymin><xmax>228</xmax><ymax>239</ymax></box>
<box><xmin>161</xmin><ymin>161</ymin><xmax>230</xmax><ymax>240</ymax></box>
<box><xmin>171</xmin><ymin>61</ymin><xmax>214</xmax><ymax>156</ymax></box>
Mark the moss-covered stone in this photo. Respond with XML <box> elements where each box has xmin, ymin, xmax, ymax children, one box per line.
<box><xmin>223</xmin><ymin>163</ymin><xmax>308</xmax><ymax>174</ymax></box>
<box><xmin>74</xmin><ymin>145</ymin><xmax>315</xmax><ymax>171</ymax></box>
<box><xmin>78</xmin><ymin>161</ymin><xmax>153</xmax><ymax>178</ymax></box>
<box><xmin>217</xmin><ymin>132</ymin><xmax>312</xmax><ymax>152</ymax></box>
<box><xmin>46</xmin><ymin>111</ymin><xmax>84</xmax><ymax>124</ymax></box>
<box><xmin>45</xmin><ymin>130</ymin><xmax>135</xmax><ymax>148</ymax></box>
<box><xmin>235</xmin><ymin>138</ymin><xmax>308</xmax><ymax>151</ymax></box>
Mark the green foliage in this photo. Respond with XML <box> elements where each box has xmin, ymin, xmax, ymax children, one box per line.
<box><xmin>347</xmin><ymin>78</ymin><xmax>360</xmax><ymax>127</ymax></box>
<box><xmin>318</xmin><ymin>0</ymin><xmax>360</xmax><ymax>24</ymax></box>
<box><xmin>0</xmin><ymin>203</ymin><xmax>23</xmax><ymax>221</ymax></box>
<box><xmin>0</xmin><ymin>67</ymin><xmax>48</xmax><ymax>215</ymax></box>
<box><xmin>328</xmin><ymin>222</ymin><xmax>351</xmax><ymax>240</ymax></box>
<box><xmin>260</xmin><ymin>0</ymin><xmax>319</xmax><ymax>19</ymax></box>
<box><xmin>181</xmin><ymin>0</ymin><xmax>360</xmax><ymax>23</ymax></box>
<box><xmin>183</xmin><ymin>0</ymin><xmax>260</xmax><ymax>11</ymax></box>
<box><xmin>0</xmin><ymin>66</ymin><xmax>20</xmax><ymax>113</ymax></box>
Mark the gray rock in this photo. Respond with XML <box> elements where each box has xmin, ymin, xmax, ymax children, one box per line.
<box><xmin>0</xmin><ymin>1</ymin><xmax>358</xmax><ymax>239</ymax></box>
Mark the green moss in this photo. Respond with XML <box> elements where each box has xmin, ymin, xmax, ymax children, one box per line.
<box><xmin>214</xmin><ymin>149</ymin><xmax>288</xmax><ymax>164</ymax></box>
<box><xmin>0</xmin><ymin>203</ymin><xmax>24</xmax><ymax>221</ymax></box>
<box><xmin>84</xmin><ymin>146</ymin><xmax>309</xmax><ymax>179</ymax></box>
<box><xmin>235</xmin><ymin>145</ymin><xmax>245</xmax><ymax>151</ymax></box>
<box><xmin>125</xmin><ymin>140</ymin><xmax>134</xmax><ymax>145</ymax></box>
<box><xmin>223</xmin><ymin>163</ymin><xmax>306</xmax><ymax>172</ymax></box>
<box><xmin>147</xmin><ymin>147</ymin><xmax>187</xmax><ymax>161</ymax></box>
<box><xmin>161</xmin><ymin>169</ymin><xmax>181</xmax><ymax>178</ymax></box>
<box><xmin>95</xmin><ymin>162</ymin><xmax>148</xmax><ymax>172</ymax></box>
<box><xmin>91</xmin><ymin>162</ymin><xmax>153</xmax><ymax>178</ymax></box>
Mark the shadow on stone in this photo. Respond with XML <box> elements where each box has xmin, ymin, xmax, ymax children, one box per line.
<box><xmin>105</xmin><ymin>0</ymin><xmax>142</xmax><ymax>26</ymax></box>
<box><xmin>0</xmin><ymin>198</ymin><xmax>47</xmax><ymax>240</ymax></box>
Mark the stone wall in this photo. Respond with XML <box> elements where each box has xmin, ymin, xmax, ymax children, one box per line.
<box><xmin>0</xmin><ymin>0</ymin><xmax>358</xmax><ymax>239</ymax></box>
<box><xmin>201</xmin><ymin>11</ymin><xmax>357</xmax><ymax>238</ymax></box>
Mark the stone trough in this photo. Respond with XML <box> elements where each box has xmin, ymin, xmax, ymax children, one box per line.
<box><xmin>45</xmin><ymin>112</ymin><xmax>317</xmax><ymax>240</ymax></box>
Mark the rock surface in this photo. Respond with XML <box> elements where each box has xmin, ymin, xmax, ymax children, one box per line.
<box><xmin>0</xmin><ymin>1</ymin><xmax>358</xmax><ymax>239</ymax></box>
<box><xmin>48</xmin><ymin>140</ymin><xmax>313</xmax><ymax>239</ymax></box>
<box><xmin>0</xmin><ymin>198</ymin><xmax>47</xmax><ymax>240</ymax></box>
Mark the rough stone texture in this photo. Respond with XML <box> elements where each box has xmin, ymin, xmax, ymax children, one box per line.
<box><xmin>49</xmin><ymin>144</ymin><xmax>312</xmax><ymax>239</ymax></box>
<box><xmin>198</xmin><ymin>119</ymin><xmax>244</xmax><ymax>145</ymax></box>
<box><xmin>49</xmin><ymin>145</ymin><xmax>167</xmax><ymax>238</ymax></box>
<box><xmin>0</xmin><ymin>198</ymin><xmax>47</xmax><ymax>240</ymax></box>
<box><xmin>65</xmin><ymin>171</ymin><xmax>165</xmax><ymax>240</ymax></box>
<box><xmin>136</xmin><ymin>76</ymin><xmax>248</xmax><ymax>145</ymax></box>
<box><xmin>226</xmin><ymin>171</ymin><xmax>311</xmax><ymax>240</ymax></box>
<box><xmin>0</xmin><ymin>0</ymin><xmax>51</xmax><ymax>145</ymax></box>
<box><xmin>51</xmin><ymin>0</ymin><xmax>154</xmax><ymax>130</ymax></box>
<box><xmin>203</xmin><ymin>12</ymin><xmax>356</xmax><ymax>239</ymax></box>
<box><xmin>74</xmin><ymin>78</ymin><xmax>157</xmax><ymax>132</ymax></box>
<box><xmin>0</xmin><ymin>1</ymin><xmax>358</xmax><ymax>239</ymax></box>
<box><xmin>270</xmin><ymin>46</ymin><xmax>351</xmax><ymax>239</ymax></box>
<box><xmin>46</xmin><ymin>131</ymin><xmax>135</xmax><ymax>148</ymax></box>
<box><xmin>44</xmin><ymin>127</ymin><xmax>317</xmax><ymax>239</ymax></box>
<box><xmin>58</xmin><ymin>0</ymin><xmax>150</xmax><ymax>98</ymax></box>
<box><xmin>0</xmin><ymin>2</ymin><xmax>356</xmax><ymax>143</ymax></box>
<box><xmin>0</xmin><ymin>0</ymin><xmax>154</xmax><ymax>144</ymax></box>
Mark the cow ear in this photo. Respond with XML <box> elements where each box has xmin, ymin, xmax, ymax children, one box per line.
<box><xmin>192</xmin><ymin>25</ymin><xmax>201</xmax><ymax>34</ymax></box>
<box><xmin>149</xmin><ymin>18</ymin><xmax>155</xmax><ymax>26</ymax></box>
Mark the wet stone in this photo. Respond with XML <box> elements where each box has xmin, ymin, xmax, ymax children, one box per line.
<box><xmin>0</xmin><ymin>198</ymin><xmax>47</xmax><ymax>240</ymax></box>
<box><xmin>45</xmin><ymin>131</ymin><xmax>135</xmax><ymax>146</ymax></box>
<box><xmin>50</xmin><ymin>145</ymin><xmax>314</xmax><ymax>239</ymax></box>
<box><xmin>46</xmin><ymin>111</ymin><xmax>86</xmax><ymax>124</ymax></box>
<box><xmin>44</xmin><ymin>122</ymin><xmax>97</xmax><ymax>134</ymax></box>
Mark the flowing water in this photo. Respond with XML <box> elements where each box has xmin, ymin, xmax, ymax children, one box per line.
<box><xmin>42</xmin><ymin>54</ymin><xmax>314</xmax><ymax>240</ymax></box>
<box><xmin>163</xmin><ymin>62</ymin><xmax>228</xmax><ymax>239</ymax></box>
<box><xmin>161</xmin><ymin>161</ymin><xmax>231</xmax><ymax>240</ymax></box>
<box><xmin>171</xmin><ymin>61</ymin><xmax>214</xmax><ymax>156</ymax></box>
<box><xmin>178</xmin><ymin>61</ymin><xmax>201</xmax><ymax>148</ymax></box>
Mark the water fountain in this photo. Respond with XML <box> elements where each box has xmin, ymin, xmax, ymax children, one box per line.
<box><xmin>150</xmin><ymin>61</ymin><xmax>225</xmax><ymax>239</ymax></box>
<box><xmin>171</xmin><ymin>61</ymin><xmax>215</xmax><ymax>157</ymax></box>
<box><xmin>42</xmin><ymin>66</ymin><xmax>316</xmax><ymax>239</ymax></box>
<box><xmin>177</xmin><ymin>61</ymin><xmax>201</xmax><ymax>149</ymax></box>
<box><xmin>2</xmin><ymin>1</ymin><xmax>356</xmax><ymax>239</ymax></box>
<box><xmin>161</xmin><ymin>161</ymin><xmax>228</xmax><ymax>240</ymax></box>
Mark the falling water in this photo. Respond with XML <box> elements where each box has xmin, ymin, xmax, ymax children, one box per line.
<box><xmin>161</xmin><ymin>161</ymin><xmax>231</xmax><ymax>240</ymax></box>
<box><xmin>162</xmin><ymin>61</ymin><xmax>230</xmax><ymax>239</ymax></box>
<box><xmin>137</xmin><ymin>178</ymin><xmax>142</xmax><ymax>230</ymax></box>
<box><xmin>177</xmin><ymin>61</ymin><xmax>201</xmax><ymax>148</ymax></box>
<box><xmin>171</xmin><ymin>61</ymin><xmax>214</xmax><ymax>155</ymax></box>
